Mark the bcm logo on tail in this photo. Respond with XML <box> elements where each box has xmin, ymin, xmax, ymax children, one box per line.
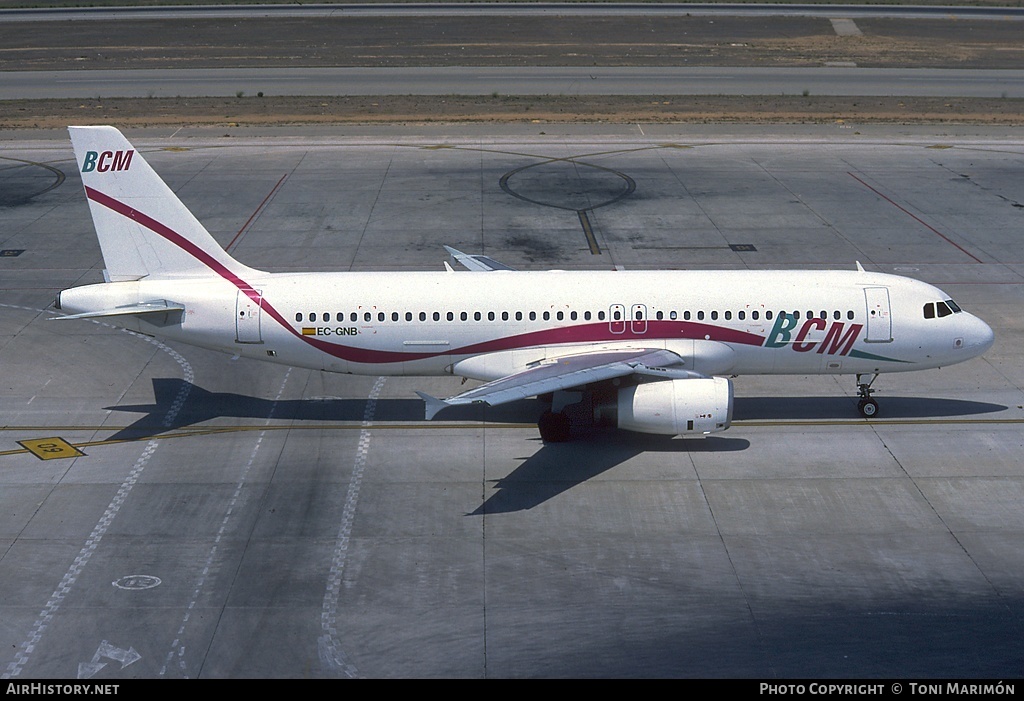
<box><xmin>81</xmin><ymin>150</ymin><xmax>134</xmax><ymax>173</ymax></box>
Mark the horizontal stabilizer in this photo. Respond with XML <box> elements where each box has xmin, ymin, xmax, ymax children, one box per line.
<box><xmin>52</xmin><ymin>301</ymin><xmax>185</xmax><ymax>321</ymax></box>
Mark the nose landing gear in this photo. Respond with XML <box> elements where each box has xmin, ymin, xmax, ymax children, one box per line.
<box><xmin>856</xmin><ymin>373</ymin><xmax>879</xmax><ymax>418</ymax></box>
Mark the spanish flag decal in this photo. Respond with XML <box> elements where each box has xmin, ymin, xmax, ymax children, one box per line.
<box><xmin>302</xmin><ymin>327</ymin><xmax>316</xmax><ymax>335</ymax></box>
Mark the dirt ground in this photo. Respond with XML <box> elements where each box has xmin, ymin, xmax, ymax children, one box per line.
<box><xmin>3</xmin><ymin>94</ymin><xmax>1022</xmax><ymax>129</ymax></box>
<box><xmin>2</xmin><ymin>12</ymin><xmax>1022</xmax><ymax>127</ymax></box>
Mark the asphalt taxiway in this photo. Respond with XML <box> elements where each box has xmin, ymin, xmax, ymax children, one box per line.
<box><xmin>5</xmin><ymin>66</ymin><xmax>1023</xmax><ymax>100</ymax></box>
<box><xmin>1</xmin><ymin>124</ymin><xmax>1022</xmax><ymax>678</ymax></box>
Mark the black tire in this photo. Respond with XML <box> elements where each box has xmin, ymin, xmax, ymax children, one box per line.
<box><xmin>538</xmin><ymin>410</ymin><xmax>571</xmax><ymax>442</ymax></box>
<box><xmin>858</xmin><ymin>398</ymin><xmax>879</xmax><ymax>418</ymax></box>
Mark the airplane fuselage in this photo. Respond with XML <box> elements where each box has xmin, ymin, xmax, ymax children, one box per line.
<box><xmin>59</xmin><ymin>126</ymin><xmax>996</xmax><ymax>437</ymax></box>
<box><xmin>58</xmin><ymin>268</ymin><xmax>992</xmax><ymax>382</ymax></box>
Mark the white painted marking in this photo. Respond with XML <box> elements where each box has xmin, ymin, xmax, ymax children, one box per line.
<box><xmin>2</xmin><ymin>305</ymin><xmax>193</xmax><ymax>679</ymax></box>
<box><xmin>78</xmin><ymin>640</ymin><xmax>141</xmax><ymax>679</ymax></box>
<box><xmin>160</xmin><ymin>368</ymin><xmax>292</xmax><ymax>678</ymax></box>
<box><xmin>831</xmin><ymin>18</ymin><xmax>863</xmax><ymax>37</ymax></box>
<box><xmin>318</xmin><ymin>376</ymin><xmax>386</xmax><ymax>678</ymax></box>
<box><xmin>112</xmin><ymin>574</ymin><xmax>162</xmax><ymax>590</ymax></box>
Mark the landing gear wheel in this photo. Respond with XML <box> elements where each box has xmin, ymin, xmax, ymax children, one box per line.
<box><xmin>538</xmin><ymin>410</ymin><xmax>571</xmax><ymax>443</ymax></box>
<box><xmin>858</xmin><ymin>398</ymin><xmax>879</xmax><ymax>418</ymax></box>
<box><xmin>855</xmin><ymin>373</ymin><xmax>880</xmax><ymax>418</ymax></box>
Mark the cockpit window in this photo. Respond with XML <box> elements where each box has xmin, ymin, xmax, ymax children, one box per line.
<box><xmin>925</xmin><ymin>299</ymin><xmax>964</xmax><ymax>320</ymax></box>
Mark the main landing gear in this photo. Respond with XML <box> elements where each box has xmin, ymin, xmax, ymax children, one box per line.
<box><xmin>856</xmin><ymin>373</ymin><xmax>879</xmax><ymax>418</ymax></box>
<box><xmin>537</xmin><ymin>390</ymin><xmax>582</xmax><ymax>442</ymax></box>
<box><xmin>538</xmin><ymin>410</ymin><xmax>571</xmax><ymax>443</ymax></box>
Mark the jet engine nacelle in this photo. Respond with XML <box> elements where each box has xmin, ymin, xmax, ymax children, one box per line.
<box><xmin>613</xmin><ymin>377</ymin><xmax>733</xmax><ymax>435</ymax></box>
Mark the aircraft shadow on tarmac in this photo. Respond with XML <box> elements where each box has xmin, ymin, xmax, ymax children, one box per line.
<box><xmin>733</xmin><ymin>395</ymin><xmax>1006</xmax><ymax>421</ymax></box>
<box><xmin>104</xmin><ymin>379</ymin><xmax>1005</xmax><ymax>511</ymax></box>
<box><xmin>106</xmin><ymin>378</ymin><xmax>1007</xmax><ymax>444</ymax></box>
<box><xmin>471</xmin><ymin>431</ymin><xmax>749</xmax><ymax>514</ymax></box>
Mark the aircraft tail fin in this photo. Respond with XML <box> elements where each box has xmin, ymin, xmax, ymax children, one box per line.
<box><xmin>68</xmin><ymin>126</ymin><xmax>259</xmax><ymax>281</ymax></box>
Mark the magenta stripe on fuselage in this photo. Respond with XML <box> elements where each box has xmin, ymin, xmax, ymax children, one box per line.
<box><xmin>85</xmin><ymin>187</ymin><xmax>767</xmax><ymax>364</ymax></box>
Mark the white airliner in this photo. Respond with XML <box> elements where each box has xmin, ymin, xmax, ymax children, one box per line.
<box><xmin>55</xmin><ymin>126</ymin><xmax>994</xmax><ymax>441</ymax></box>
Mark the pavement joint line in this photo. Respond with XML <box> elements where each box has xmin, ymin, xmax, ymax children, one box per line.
<box><xmin>2</xmin><ymin>329</ymin><xmax>194</xmax><ymax>679</ymax></box>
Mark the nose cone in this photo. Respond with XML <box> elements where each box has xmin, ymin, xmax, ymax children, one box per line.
<box><xmin>963</xmin><ymin>313</ymin><xmax>995</xmax><ymax>357</ymax></box>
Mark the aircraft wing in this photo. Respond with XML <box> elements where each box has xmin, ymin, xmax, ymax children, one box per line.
<box><xmin>417</xmin><ymin>348</ymin><xmax>701</xmax><ymax>419</ymax></box>
<box><xmin>443</xmin><ymin>245</ymin><xmax>516</xmax><ymax>272</ymax></box>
